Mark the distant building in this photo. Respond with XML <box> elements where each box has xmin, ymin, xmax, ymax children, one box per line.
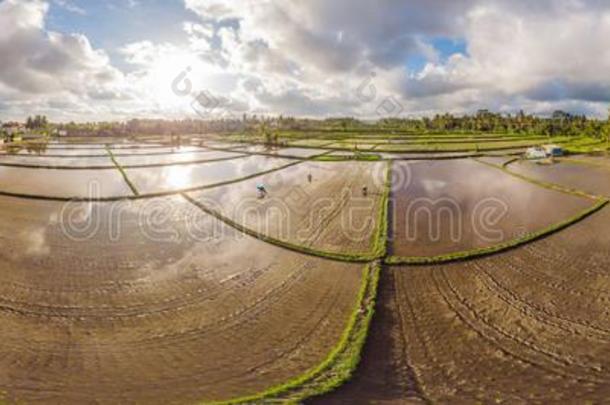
<box><xmin>525</xmin><ymin>147</ymin><xmax>548</xmax><ymax>160</ymax></box>
<box><xmin>544</xmin><ymin>144</ymin><xmax>564</xmax><ymax>157</ymax></box>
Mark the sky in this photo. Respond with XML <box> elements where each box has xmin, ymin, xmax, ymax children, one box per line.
<box><xmin>1</xmin><ymin>0</ymin><xmax>610</xmax><ymax>122</ymax></box>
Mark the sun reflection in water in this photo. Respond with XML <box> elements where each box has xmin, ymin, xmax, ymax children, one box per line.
<box><xmin>165</xmin><ymin>166</ymin><xmax>193</xmax><ymax>188</ymax></box>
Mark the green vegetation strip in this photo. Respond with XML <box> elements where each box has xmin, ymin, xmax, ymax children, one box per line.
<box><xmin>371</xmin><ymin>161</ymin><xmax>392</xmax><ymax>258</ymax></box>
<box><xmin>502</xmin><ymin>157</ymin><xmax>520</xmax><ymax>168</ymax></box>
<box><xmin>386</xmin><ymin>199</ymin><xmax>609</xmax><ymax>265</ymax></box>
<box><xmin>106</xmin><ymin>147</ymin><xmax>139</xmax><ymax>196</ymax></box>
<box><xmin>474</xmin><ymin>158</ymin><xmax>601</xmax><ymax>200</ymax></box>
<box><xmin>311</xmin><ymin>143</ymin><xmax>533</xmax><ymax>154</ymax></box>
<box><xmin>207</xmin><ymin>262</ymin><xmax>380</xmax><ymax>405</ymax></box>
<box><xmin>182</xmin><ymin>194</ymin><xmax>379</xmax><ymax>263</ymax></box>
<box><xmin>311</xmin><ymin>154</ymin><xmax>383</xmax><ymax>162</ymax></box>
<box><xmin>202</xmin><ymin>144</ymin><xmax>336</xmax><ymax>160</ymax></box>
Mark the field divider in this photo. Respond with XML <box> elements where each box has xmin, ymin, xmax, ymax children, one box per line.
<box><xmin>0</xmin><ymin>154</ymin><xmax>249</xmax><ymax>170</ymax></box>
<box><xmin>106</xmin><ymin>146</ymin><xmax>140</xmax><ymax>196</ymax></box>
<box><xmin>502</xmin><ymin>157</ymin><xmax>520</xmax><ymax>168</ymax></box>
<box><xmin>0</xmin><ymin>148</ymin><xmax>217</xmax><ymax>159</ymax></box>
<box><xmin>207</xmin><ymin>262</ymin><xmax>381</xmax><ymax>405</ymax></box>
<box><xmin>473</xmin><ymin>157</ymin><xmax>602</xmax><ymax>200</ymax></box>
<box><xmin>182</xmin><ymin>193</ymin><xmax>379</xmax><ymax>263</ymax></box>
<box><xmin>216</xmin><ymin>139</ymin><xmax>545</xmax><ymax>154</ymax></box>
<box><xmin>371</xmin><ymin>161</ymin><xmax>392</xmax><ymax>258</ymax></box>
<box><xmin>386</xmin><ymin>198</ymin><xmax>608</xmax><ymax>266</ymax></box>
<box><xmin>201</xmin><ymin>144</ymin><xmax>336</xmax><ymax>160</ymax></box>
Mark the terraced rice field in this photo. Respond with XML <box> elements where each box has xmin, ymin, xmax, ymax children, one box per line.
<box><xmin>125</xmin><ymin>156</ymin><xmax>294</xmax><ymax>195</ymax></box>
<box><xmin>0</xmin><ymin>194</ymin><xmax>364</xmax><ymax>404</ymax></box>
<box><xmin>390</xmin><ymin>159</ymin><xmax>592</xmax><ymax>258</ymax></box>
<box><xmin>1</xmin><ymin>137</ymin><xmax>609</xmax><ymax>404</ymax></box>
<box><xmin>322</xmin><ymin>206</ymin><xmax>610</xmax><ymax>404</ymax></box>
<box><xmin>507</xmin><ymin>159</ymin><xmax>610</xmax><ymax>197</ymax></box>
<box><xmin>189</xmin><ymin>161</ymin><xmax>386</xmax><ymax>255</ymax></box>
<box><xmin>0</xmin><ymin>166</ymin><xmax>132</xmax><ymax>198</ymax></box>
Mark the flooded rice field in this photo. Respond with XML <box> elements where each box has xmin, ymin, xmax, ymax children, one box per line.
<box><xmin>0</xmin><ymin>155</ymin><xmax>115</xmax><ymax>168</ymax></box>
<box><xmin>0</xmin><ymin>195</ymin><xmax>363</xmax><ymax>403</ymax></box>
<box><xmin>0</xmin><ymin>166</ymin><xmax>132</xmax><ymax>198</ymax></box>
<box><xmin>113</xmin><ymin>149</ymin><xmax>246</xmax><ymax>166</ymax></box>
<box><xmin>189</xmin><ymin>161</ymin><xmax>385</xmax><ymax>254</ymax></box>
<box><xmin>125</xmin><ymin>155</ymin><xmax>294</xmax><ymax>194</ymax></box>
<box><xmin>322</xmin><ymin>206</ymin><xmax>610</xmax><ymax>404</ymax></box>
<box><xmin>508</xmin><ymin>159</ymin><xmax>610</xmax><ymax>197</ymax></box>
<box><xmin>1</xmin><ymin>139</ymin><xmax>609</xmax><ymax>404</ymax></box>
<box><xmin>390</xmin><ymin>159</ymin><xmax>592</xmax><ymax>257</ymax></box>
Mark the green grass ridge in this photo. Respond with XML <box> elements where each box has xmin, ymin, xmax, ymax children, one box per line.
<box><xmin>386</xmin><ymin>198</ymin><xmax>608</xmax><ymax>265</ymax></box>
<box><xmin>205</xmin><ymin>262</ymin><xmax>381</xmax><ymax>405</ymax></box>
<box><xmin>106</xmin><ymin>146</ymin><xmax>140</xmax><ymax>196</ymax></box>
<box><xmin>475</xmin><ymin>157</ymin><xmax>602</xmax><ymax>200</ymax></box>
<box><xmin>371</xmin><ymin>161</ymin><xmax>392</xmax><ymax>258</ymax></box>
<box><xmin>182</xmin><ymin>193</ymin><xmax>379</xmax><ymax>263</ymax></box>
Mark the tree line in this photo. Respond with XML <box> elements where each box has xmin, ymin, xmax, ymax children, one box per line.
<box><xmin>3</xmin><ymin>109</ymin><xmax>610</xmax><ymax>141</ymax></box>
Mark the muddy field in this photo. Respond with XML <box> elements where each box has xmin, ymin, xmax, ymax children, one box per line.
<box><xmin>1</xmin><ymin>137</ymin><xmax>609</xmax><ymax>404</ymax></box>
<box><xmin>390</xmin><ymin>159</ymin><xmax>592</xmax><ymax>257</ymax></box>
<box><xmin>189</xmin><ymin>161</ymin><xmax>385</xmax><ymax>254</ymax></box>
<box><xmin>323</xmin><ymin>206</ymin><xmax>610</xmax><ymax>403</ymax></box>
<box><xmin>0</xmin><ymin>194</ymin><xmax>364</xmax><ymax>404</ymax></box>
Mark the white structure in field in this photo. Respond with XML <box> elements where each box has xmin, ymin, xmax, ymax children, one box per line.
<box><xmin>525</xmin><ymin>146</ymin><xmax>548</xmax><ymax>160</ymax></box>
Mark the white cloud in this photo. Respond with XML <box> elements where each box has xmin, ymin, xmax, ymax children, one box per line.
<box><xmin>179</xmin><ymin>0</ymin><xmax>610</xmax><ymax>118</ymax></box>
<box><xmin>2</xmin><ymin>0</ymin><xmax>610</xmax><ymax>121</ymax></box>
<box><xmin>52</xmin><ymin>0</ymin><xmax>86</xmax><ymax>15</ymax></box>
<box><xmin>0</xmin><ymin>0</ymin><xmax>126</xmax><ymax>120</ymax></box>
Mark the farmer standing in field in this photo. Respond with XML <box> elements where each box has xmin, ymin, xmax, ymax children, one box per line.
<box><xmin>362</xmin><ymin>185</ymin><xmax>368</xmax><ymax>196</ymax></box>
<box><xmin>257</xmin><ymin>183</ymin><xmax>268</xmax><ymax>199</ymax></box>
<box><xmin>308</xmin><ymin>173</ymin><xmax>312</xmax><ymax>183</ymax></box>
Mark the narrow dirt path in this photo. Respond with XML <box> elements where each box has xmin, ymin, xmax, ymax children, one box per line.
<box><xmin>308</xmin><ymin>268</ymin><xmax>426</xmax><ymax>404</ymax></box>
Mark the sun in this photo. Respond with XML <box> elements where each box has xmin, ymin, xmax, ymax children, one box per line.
<box><xmin>149</xmin><ymin>53</ymin><xmax>195</xmax><ymax>103</ymax></box>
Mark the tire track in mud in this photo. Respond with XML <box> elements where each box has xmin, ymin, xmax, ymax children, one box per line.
<box><xmin>434</xmin><ymin>268</ymin><xmax>607</xmax><ymax>384</ymax></box>
<box><xmin>482</xmin><ymin>253</ymin><xmax>610</xmax><ymax>299</ymax></box>
<box><xmin>0</xmin><ymin>264</ymin><xmax>303</xmax><ymax>321</ymax></box>
<box><xmin>295</xmin><ymin>163</ymin><xmax>380</xmax><ymax>253</ymax></box>
<box><xmin>126</xmin><ymin>265</ymin><xmax>358</xmax><ymax>395</ymax></box>
<box><xmin>476</xmin><ymin>257</ymin><xmax>610</xmax><ymax>327</ymax></box>
<box><xmin>0</xmin><ymin>261</ymin><xmax>361</xmax><ymax>404</ymax></box>
<box><xmin>0</xmin><ymin>265</ymin><xmax>311</xmax><ymax>352</ymax></box>
<box><xmin>475</xmin><ymin>268</ymin><xmax>610</xmax><ymax>341</ymax></box>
